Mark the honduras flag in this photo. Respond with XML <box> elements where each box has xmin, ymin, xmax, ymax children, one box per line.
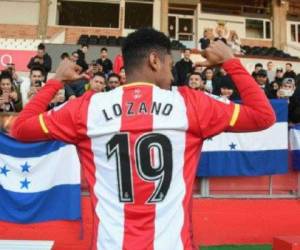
<box><xmin>290</xmin><ymin>124</ymin><xmax>300</xmax><ymax>171</ymax></box>
<box><xmin>198</xmin><ymin>99</ymin><xmax>288</xmax><ymax>176</ymax></box>
<box><xmin>0</xmin><ymin>132</ymin><xmax>81</xmax><ymax>223</ymax></box>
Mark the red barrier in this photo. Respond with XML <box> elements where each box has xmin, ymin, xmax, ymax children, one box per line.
<box><xmin>1</xmin><ymin>197</ymin><xmax>300</xmax><ymax>249</ymax></box>
<box><xmin>273</xmin><ymin>236</ymin><xmax>300</xmax><ymax>250</ymax></box>
<box><xmin>0</xmin><ymin>49</ymin><xmax>36</xmax><ymax>71</ymax></box>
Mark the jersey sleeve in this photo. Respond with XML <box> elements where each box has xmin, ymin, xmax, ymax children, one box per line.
<box><xmin>11</xmin><ymin>79</ymin><xmax>91</xmax><ymax>144</ymax></box>
<box><xmin>178</xmin><ymin>58</ymin><xmax>275</xmax><ymax>139</ymax></box>
<box><xmin>39</xmin><ymin>98</ymin><xmax>82</xmax><ymax>144</ymax></box>
<box><xmin>181</xmin><ymin>88</ymin><xmax>238</xmax><ymax>139</ymax></box>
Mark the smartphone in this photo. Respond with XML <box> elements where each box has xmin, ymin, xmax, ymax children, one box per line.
<box><xmin>35</xmin><ymin>80</ymin><xmax>42</xmax><ymax>87</ymax></box>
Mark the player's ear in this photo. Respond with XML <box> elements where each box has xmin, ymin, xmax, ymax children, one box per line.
<box><xmin>148</xmin><ymin>51</ymin><xmax>161</xmax><ymax>72</ymax></box>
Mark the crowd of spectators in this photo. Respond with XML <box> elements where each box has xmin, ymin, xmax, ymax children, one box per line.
<box><xmin>0</xmin><ymin>41</ymin><xmax>299</xmax><ymax>124</ymax></box>
<box><xmin>0</xmin><ymin>43</ymin><xmax>125</xmax><ymax>113</ymax></box>
<box><xmin>173</xmin><ymin>48</ymin><xmax>300</xmax><ymax>124</ymax></box>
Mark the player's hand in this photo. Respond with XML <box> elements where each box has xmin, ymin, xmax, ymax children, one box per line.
<box><xmin>198</xmin><ymin>41</ymin><xmax>234</xmax><ymax>67</ymax></box>
<box><xmin>52</xmin><ymin>59</ymin><xmax>89</xmax><ymax>84</ymax></box>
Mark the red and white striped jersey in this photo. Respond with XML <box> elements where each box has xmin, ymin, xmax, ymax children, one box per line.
<box><xmin>40</xmin><ymin>83</ymin><xmax>237</xmax><ymax>250</ymax></box>
<box><xmin>12</xmin><ymin>58</ymin><xmax>275</xmax><ymax>250</ymax></box>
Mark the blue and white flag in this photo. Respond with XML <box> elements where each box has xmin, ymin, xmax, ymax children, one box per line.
<box><xmin>290</xmin><ymin>125</ymin><xmax>300</xmax><ymax>171</ymax></box>
<box><xmin>198</xmin><ymin>99</ymin><xmax>289</xmax><ymax>176</ymax></box>
<box><xmin>0</xmin><ymin>132</ymin><xmax>81</xmax><ymax>223</ymax></box>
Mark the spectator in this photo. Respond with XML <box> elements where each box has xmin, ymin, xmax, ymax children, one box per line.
<box><xmin>199</xmin><ymin>29</ymin><xmax>211</xmax><ymax>50</ymax></box>
<box><xmin>0</xmin><ymin>72</ymin><xmax>21</xmax><ymax>112</ymax></box>
<box><xmin>219</xmin><ymin>77</ymin><xmax>235</xmax><ymax>100</ymax></box>
<box><xmin>88</xmin><ymin>60</ymin><xmax>103</xmax><ymax>77</ymax></box>
<box><xmin>270</xmin><ymin>81</ymin><xmax>280</xmax><ymax>98</ymax></box>
<box><xmin>113</xmin><ymin>54</ymin><xmax>124</xmax><ymax>74</ymax></box>
<box><xmin>273</xmin><ymin>67</ymin><xmax>284</xmax><ymax>84</ymax></box>
<box><xmin>215</xmin><ymin>67</ymin><xmax>240</xmax><ymax>99</ymax></box>
<box><xmin>188</xmin><ymin>72</ymin><xmax>205</xmax><ymax>91</ymax></box>
<box><xmin>193</xmin><ymin>65</ymin><xmax>203</xmax><ymax>73</ymax></box>
<box><xmin>277</xmin><ymin>78</ymin><xmax>296</xmax><ymax>99</ymax></box>
<box><xmin>174</xmin><ymin>48</ymin><xmax>193</xmax><ymax>86</ymax></box>
<box><xmin>203</xmin><ymin>67</ymin><xmax>219</xmax><ymax>94</ymax></box>
<box><xmin>48</xmin><ymin>88</ymin><xmax>66</xmax><ymax>110</ymax></box>
<box><xmin>255</xmin><ymin>69</ymin><xmax>275</xmax><ymax>98</ymax></box>
<box><xmin>96</xmin><ymin>47</ymin><xmax>113</xmax><ymax>75</ymax></box>
<box><xmin>21</xmin><ymin>66</ymin><xmax>45</xmax><ymax>106</ymax></box>
<box><xmin>289</xmin><ymin>85</ymin><xmax>300</xmax><ymax>124</ymax></box>
<box><xmin>65</xmin><ymin>64</ymin><xmax>89</xmax><ymax>99</ymax></box>
<box><xmin>27</xmin><ymin>74</ymin><xmax>44</xmax><ymax>102</ymax></box>
<box><xmin>107</xmin><ymin>73</ymin><xmax>121</xmax><ymax>91</ymax></box>
<box><xmin>252</xmin><ymin>63</ymin><xmax>263</xmax><ymax>78</ymax></box>
<box><xmin>76</xmin><ymin>44</ymin><xmax>89</xmax><ymax>71</ymax></box>
<box><xmin>227</xmin><ymin>31</ymin><xmax>241</xmax><ymax>55</ymax></box>
<box><xmin>119</xmin><ymin>67</ymin><xmax>126</xmax><ymax>85</ymax></box>
<box><xmin>70</xmin><ymin>51</ymin><xmax>79</xmax><ymax>63</ymax></box>
<box><xmin>89</xmin><ymin>73</ymin><xmax>106</xmax><ymax>93</ymax></box>
<box><xmin>60</xmin><ymin>52</ymin><xmax>70</xmax><ymax>60</ymax></box>
<box><xmin>5</xmin><ymin>63</ymin><xmax>23</xmax><ymax>86</ymax></box>
<box><xmin>283</xmin><ymin>63</ymin><xmax>296</xmax><ymax>79</ymax></box>
<box><xmin>214</xmin><ymin>27</ymin><xmax>227</xmax><ymax>44</ymax></box>
<box><xmin>27</xmin><ymin>43</ymin><xmax>52</xmax><ymax>79</ymax></box>
<box><xmin>266</xmin><ymin>61</ymin><xmax>275</xmax><ymax>82</ymax></box>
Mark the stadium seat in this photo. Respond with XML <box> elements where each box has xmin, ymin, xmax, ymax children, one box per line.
<box><xmin>89</xmin><ymin>35</ymin><xmax>98</xmax><ymax>45</ymax></box>
<box><xmin>78</xmin><ymin>34</ymin><xmax>89</xmax><ymax>45</ymax></box>
<box><xmin>107</xmin><ymin>36</ymin><xmax>117</xmax><ymax>46</ymax></box>
<box><xmin>241</xmin><ymin>45</ymin><xmax>298</xmax><ymax>59</ymax></box>
<box><xmin>98</xmin><ymin>35</ymin><xmax>107</xmax><ymax>45</ymax></box>
<box><xmin>273</xmin><ymin>236</ymin><xmax>300</xmax><ymax>250</ymax></box>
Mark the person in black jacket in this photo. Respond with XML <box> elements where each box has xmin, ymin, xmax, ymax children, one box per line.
<box><xmin>174</xmin><ymin>48</ymin><xmax>193</xmax><ymax>86</ymax></box>
<box><xmin>96</xmin><ymin>47</ymin><xmax>113</xmax><ymax>76</ymax></box>
<box><xmin>255</xmin><ymin>69</ymin><xmax>275</xmax><ymax>99</ymax></box>
<box><xmin>283</xmin><ymin>63</ymin><xmax>297</xmax><ymax>80</ymax></box>
<box><xmin>76</xmin><ymin>44</ymin><xmax>89</xmax><ymax>71</ymax></box>
<box><xmin>27</xmin><ymin>43</ymin><xmax>52</xmax><ymax>80</ymax></box>
<box><xmin>289</xmin><ymin>85</ymin><xmax>300</xmax><ymax>124</ymax></box>
<box><xmin>199</xmin><ymin>29</ymin><xmax>211</xmax><ymax>50</ymax></box>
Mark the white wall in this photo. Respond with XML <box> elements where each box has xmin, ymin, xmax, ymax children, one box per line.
<box><xmin>0</xmin><ymin>0</ymin><xmax>39</xmax><ymax>25</ymax></box>
<box><xmin>48</xmin><ymin>0</ymin><xmax>58</xmax><ymax>26</ymax></box>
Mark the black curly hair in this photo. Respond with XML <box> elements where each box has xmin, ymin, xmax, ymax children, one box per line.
<box><xmin>122</xmin><ymin>28</ymin><xmax>171</xmax><ymax>74</ymax></box>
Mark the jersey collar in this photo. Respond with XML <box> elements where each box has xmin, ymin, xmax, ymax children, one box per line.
<box><xmin>121</xmin><ymin>82</ymin><xmax>155</xmax><ymax>88</ymax></box>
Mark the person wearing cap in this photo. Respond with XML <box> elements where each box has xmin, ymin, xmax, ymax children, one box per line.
<box><xmin>277</xmin><ymin>78</ymin><xmax>296</xmax><ymax>99</ymax></box>
<box><xmin>255</xmin><ymin>69</ymin><xmax>275</xmax><ymax>99</ymax></box>
<box><xmin>251</xmin><ymin>63</ymin><xmax>263</xmax><ymax>78</ymax></box>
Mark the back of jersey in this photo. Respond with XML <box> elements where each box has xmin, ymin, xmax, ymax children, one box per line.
<box><xmin>85</xmin><ymin>83</ymin><xmax>201</xmax><ymax>250</ymax></box>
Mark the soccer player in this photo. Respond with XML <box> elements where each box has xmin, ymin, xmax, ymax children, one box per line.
<box><xmin>11</xmin><ymin>28</ymin><xmax>275</xmax><ymax>250</ymax></box>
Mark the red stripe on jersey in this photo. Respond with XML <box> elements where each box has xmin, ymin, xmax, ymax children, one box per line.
<box><xmin>178</xmin><ymin>88</ymin><xmax>203</xmax><ymax>250</ymax></box>
<box><xmin>76</xmin><ymin>92</ymin><xmax>100</xmax><ymax>250</ymax></box>
<box><xmin>121</xmin><ymin>85</ymin><xmax>156</xmax><ymax>250</ymax></box>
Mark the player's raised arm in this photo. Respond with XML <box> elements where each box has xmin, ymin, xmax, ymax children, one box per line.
<box><xmin>189</xmin><ymin>41</ymin><xmax>276</xmax><ymax>139</ymax></box>
<box><xmin>11</xmin><ymin>60</ymin><xmax>88</xmax><ymax>143</ymax></box>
